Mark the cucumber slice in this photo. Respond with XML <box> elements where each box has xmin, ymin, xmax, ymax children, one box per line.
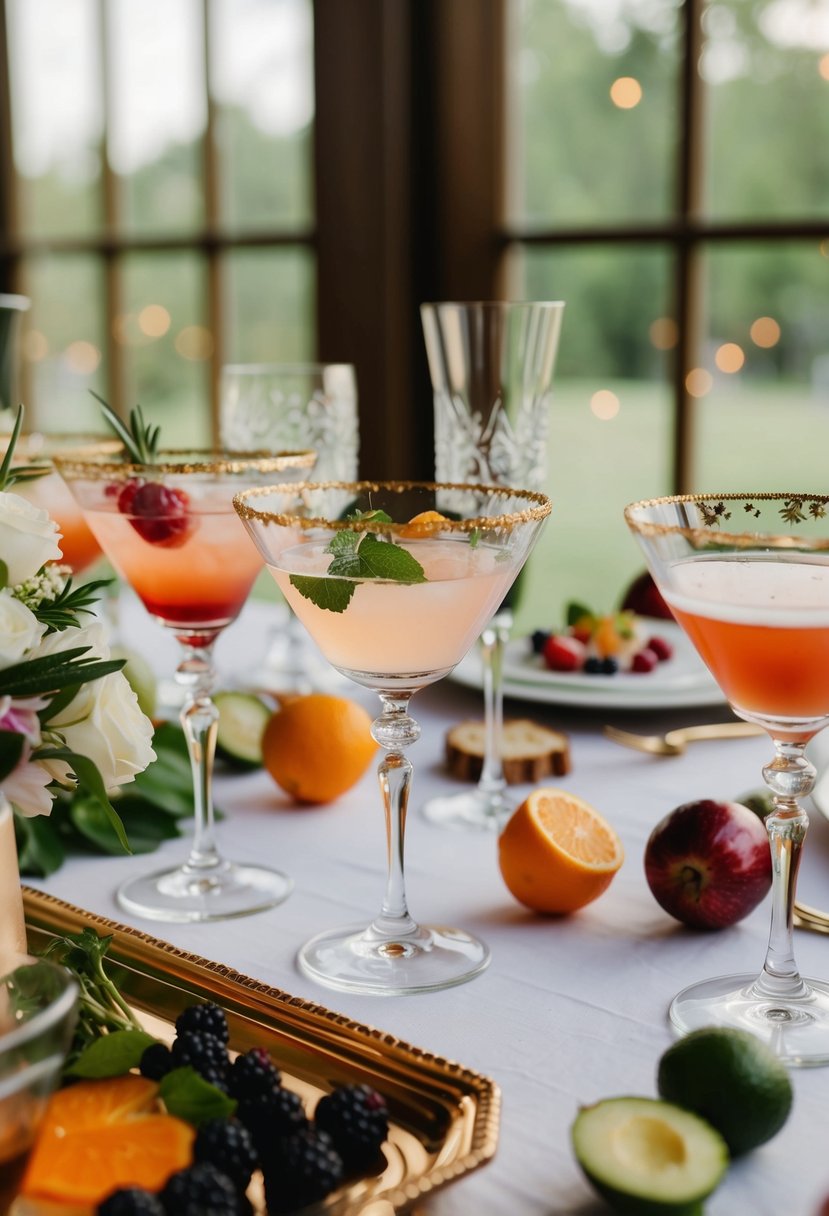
<box><xmin>214</xmin><ymin>692</ymin><xmax>271</xmax><ymax>769</ymax></box>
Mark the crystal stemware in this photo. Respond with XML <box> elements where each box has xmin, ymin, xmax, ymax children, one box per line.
<box><xmin>220</xmin><ymin>363</ymin><xmax>359</xmax><ymax>693</ymax></box>
<box><xmin>234</xmin><ymin>480</ymin><xmax>550</xmax><ymax>995</ymax></box>
<box><xmin>420</xmin><ymin>301</ymin><xmax>564</xmax><ymax>830</ymax></box>
<box><xmin>626</xmin><ymin>491</ymin><xmax>829</xmax><ymax>1065</ymax></box>
<box><xmin>54</xmin><ymin>446</ymin><xmax>315</xmax><ymax>923</ymax></box>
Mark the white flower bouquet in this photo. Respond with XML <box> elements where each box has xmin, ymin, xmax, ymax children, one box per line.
<box><xmin>0</xmin><ymin>408</ymin><xmax>155</xmax><ymax>847</ymax></box>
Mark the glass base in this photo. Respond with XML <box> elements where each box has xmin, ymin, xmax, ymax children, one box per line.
<box><xmin>297</xmin><ymin>921</ymin><xmax>491</xmax><ymax>995</ymax></box>
<box><xmin>669</xmin><ymin>972</ymin><xmax>829</xmax><ymax>1066</ymax></box>
<box><xmin>117</xmin><ymin>860</ymin><xmax>293</xmax><ymax>924</ymax></box>
<box><xmin>421</xmin><ymin>788</ymin><xmax>507</xmax><ymax>832</ymax></box>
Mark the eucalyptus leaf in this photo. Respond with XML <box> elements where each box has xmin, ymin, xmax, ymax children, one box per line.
<box><xmin>160</xmin><ymin>1066</ymin><xmax>237</xmax><ymax>1125</ymax></box>
<box><xmin>66</xmin><ymin>1028</ymin><xmax>157</xmax><ymax>1078</ymax></box>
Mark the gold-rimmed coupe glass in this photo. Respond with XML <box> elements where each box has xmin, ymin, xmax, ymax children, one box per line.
<box><xmin>54</xmin><ymin>447</ymin><xmax>316</xmax><ymax>924</ymax></box>
<box><xmin>234</xmin><ymin>480</ymin><xmax>551</xmax><ymax>996</ymax></box>
<box><xmin>626</xmin><ymin>491</ymin><xmax>829</xmax><ymax>1065</ymax></box>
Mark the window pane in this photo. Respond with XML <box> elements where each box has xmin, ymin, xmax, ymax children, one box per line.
<box><xmin>6</xmin><ymin>0</ymin><xmax>103</xmax><ymax>238</ymax></box>
<box><xmin>209</xmin><ymin>0</ymin><xmax>314</xmax><ymax>231</ymax></box>
<box><xmin>120</xmin><ymin>253</ymin><xmax>210</xmax><ymax>446</ymax></box>
<box><xmin>703</xmin><ymin>2</ymin><xmax>829</xmax><ymax>219</ymax></box>
<box><xmin>19</xmin><ymin>256</ymin><xmax>107</xmax><ymax>430</ymax></box>
<box><xmin>509</xmin><ymin>245</ymin><xmax>675</xmax><ymax>629</ymax></box>
<box><xmin>109</xmin><ymin>0</ymin><xmax>206</xmax><ymax>235</ymax></box>
<box><xmin>222</xmin><ymin>247</ymin><xmax>315</xmax><ymax>362</ymax></box>
<box><xmin>691</xmin><ymin>243</ymin><xmax>829</xmax><ymax>485</ymax></box>
<box><xmin>506</xmin><ymin>0</ymin><xmax>680</xmax><ymax>227</ymax></box>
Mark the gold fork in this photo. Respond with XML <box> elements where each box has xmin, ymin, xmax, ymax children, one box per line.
<box><xmin>603</xmin><ymin>721</ymin><xmax>766</xmax><ymax>756</ymax></box>
<box><xmin>793</xmin><ymin>901</ymin><xmax>829</xmax><ymax>934</ymax></box>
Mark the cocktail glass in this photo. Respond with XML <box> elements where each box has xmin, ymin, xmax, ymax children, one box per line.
<box><xmin>54</xmin><ymin>447</ymin><xmax>315</xmax><ymax>924</ymax></box>
<box><xmin>234</xmin><ymin>480</ymin><xmax>550</xmax><ymax>995</ymax></box>
<box><xmin>220</xmin><ymin>362</ymin><xmax>359</xmax><ymax>693</ymax></box>
<box><xmin>0</xmin><ymin>957</ymin><xmax>77</xmax><ymax>1211</ymax></box>
<box><xmin>626</xmin><ymin>491</ymin><xmax>829</xmax><ymax>1065</ymax></box>
<box><xmin>420</xmin><ymin>301</ymin><xmax>564</xmax><ymax>830</ymax></box>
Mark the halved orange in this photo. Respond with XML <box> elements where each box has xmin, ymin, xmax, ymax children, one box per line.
<box><xmin>498</xmin><ymin>788</ymin><xmax>624</xmax><ymax>914</ymax></box>
<box><xmin>398</xmin><ymin>510</ymin><xmax>448</xmax><ymax>538</ymax></box>
<box><xmin>22</xmin><ymin>1076</ymin><xmax>194</xmax><ymax>1205</ymax></box>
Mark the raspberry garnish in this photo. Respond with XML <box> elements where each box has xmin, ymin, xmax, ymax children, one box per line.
<box><xmin>117</xmin><ymin>479</ymin><xmax>193</xmax><ymax>547</ymax></box>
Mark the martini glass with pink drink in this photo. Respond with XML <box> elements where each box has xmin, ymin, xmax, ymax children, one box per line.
<box><xmin>626</xmin><ymin>491</ymin><xmax>829</xmax><ymax>1065</ymax></box>
<box><xmin>55</xmin><ymin>418</ymin><xmax>315</xmax><ymax>923</ymax></box>
<box><xmin>235</xmin><ymin>480</ymin><xmax>550</xmax><ymax>995</ymax></box>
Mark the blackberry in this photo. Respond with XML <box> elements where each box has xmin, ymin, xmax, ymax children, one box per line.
<box><xmin>583</xmin><ymin>656</ymin><xmax>604</xmax><ymax>674</ymax></box>
<box><xmin>314</xmin><ymin>1083</ymin><xmax>389</xmax><ymax>1169</ymax></box>
<box><xmin>530</xmin><ymin>629</ymin><xmax>551</xmax><ymax>655</ymax></box>
<box><xmin>262</xmin><ymin>1128</ymin><xmax>344</xmax><ymax>1214</ymax></box>
<box><xmin>174</xmin><ymin>1001</ymin><xmax>229</xmax><ymax>1044</ymax></box>
<box><xmin>97</xmin><ymin>1189</ymin><xmax>165</xmax><ymax>1216</ymax></box>
<box><xmin>159</xmin><ymin>1162</ymin><xmax>241</xmax><ymax>1216</ymax></box>
<box><xmin>139</xmin><ymin>1042</ymin><xmax>173</xmax><ymax>1081</ymax></box>
<box><xmin>238</xmin><ymin>1085</ymin><xmax>309</xmax><ymax>1154</ymax></box>
<box><xmin>600</xmin><ymin>656</ymin><xmax>619</xmax><ymax>675</ymax></box>
<box><xmin>228</xmin><ymin>1047</ymin><xmax>281</xmax><ymax>1101</ymax></box>
<box><xmin>193</xmin><ymin>1117</ymin><xmax>257</xmax><ymax>1192</ymax></box>
<box><xmin>171</xmin><ymin>1030</ymin><xmax>229</xmax><ymax>1084</ymax></box>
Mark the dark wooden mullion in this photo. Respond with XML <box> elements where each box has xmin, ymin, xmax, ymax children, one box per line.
<box><xmin>202</xmin><ymin>0</ymin><xmax>221</xmax><ymax>444</ymax></box>
<box><xmin>499</xmin><ymin>219</ymin><xmax>829</xmax><ymax>246</ymax></box>
<box><xmin>99</xmin><ymin>0</ymin><xmax>125</xmax><ymax>423</ymax></box>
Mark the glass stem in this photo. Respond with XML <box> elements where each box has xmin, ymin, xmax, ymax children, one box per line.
<box><xmin>478</xmin><ymin>611</ymin><xmax>511</xmax><ymax>814</ymax></box>
<box><xmin>176</xmin><ymin>642</ymin><xmax>222</xmax><ymax>871</ymax></box>
<box><xmin>369</xmin><ymin>693</ymin><xmax>420</xmax><ymax>939</ymax></box>
<box><xmin>754</xmin><ymin>739</ymin><xmax>812</xmax><ymax>1001</ymax></box>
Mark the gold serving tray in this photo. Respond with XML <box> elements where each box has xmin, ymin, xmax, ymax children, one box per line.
<box><xmin>22</xmin><ymin>887</ymin><xmax>500</xmax><ymax>1215</ymax></box>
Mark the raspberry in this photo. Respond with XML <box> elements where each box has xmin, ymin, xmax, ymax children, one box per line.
<box><xmin>97</xmin><ymin>1189</ymin><xmax>165</xmax><ymax>1216</ymax></box>
<box><xmin>262</xmin><ymin>1129</ymin><xmax>344</xmax><ymax>1214</ymax></box>
<box><xmin>175</xmin><ymin>1002</ymin><xmax>229</xmax><ymax>1045</ymax></box>
<box><xmin>160</xmin><ymin>1162</ymin><xmax>241</xmax><ymax>1216</ymax></box>
<box><xmin>542</xmin><ymin>634</ymin><xmax>586</xmax><ymax>673</ymax></box>
<box><xmin>648</xmin><ymin>635</ymin><xmax>674</xmax><ymax>662</ymax></box>
<box><xmin>139</xmin><ymin>1042</ymin><xmax>172</xmax><ymax>1081</ymax></box>
<box><xmin>228</xmin><ymin>1047</ymin><xmax>281</xmax><ymax>1100</ymax></box>
<box><xmin>631</xmin><ymin>647</ymin><xmax>659</xmax><ymax>673</ymax></box>
<box><xmin>314</xmin><ymin>1083</ymin><xmax>389</xmax><ymax>1169</ymax></box>
<box><xmin>193</xmin><ymin>1118</ymin><xmax>257</xmax><ymax>1192</ymax></box>
<box><xmin>238</xmin><ymin>1085</ymin><xmax>309</xmax><ymax>1154</ymax></box>
<box><xmin>118</xmin><ymin>479</ymin><xmax>192</xmax><ymax>547</ymax></box>
<box><xmin>171</xmin><ymin>1030</ymin><xmax>229</xmax><ymax>1084</ymax></box>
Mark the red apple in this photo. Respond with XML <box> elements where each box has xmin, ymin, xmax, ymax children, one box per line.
<box><xmin>644</xmin><ymin>799</ymin><xmax>772</xmax><ymax>929</ymax></box>
<box><xmin>621</xmin><ymin>570</ymin><xmax>673</xmax><ymax>620</ymax></box>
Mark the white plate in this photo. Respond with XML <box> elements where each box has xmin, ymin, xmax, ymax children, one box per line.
<box><xmin>450</xmin><ymin>622</ymin><xmax>725</xmax><ymax>710</ymax></box>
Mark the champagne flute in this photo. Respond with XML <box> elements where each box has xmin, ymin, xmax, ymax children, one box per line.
<box><xmin>235</xmin><ymin>480</ymin><xmax>550</xmax><ymax>995</ymax></box>
<box><xmin>420</xmin><ymin>301</ymin><xmax>564</xmax><ymax>830</ymax></box>
<box><xmin>626</xmin><ymin>491</ymin><xmax>829</xmax><ymax>1064</ymax></box>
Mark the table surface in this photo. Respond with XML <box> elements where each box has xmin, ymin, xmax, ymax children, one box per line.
<box><xmin>27</xmin><ymin>594</ymin><xmax>829</xmax><ymax>1216</ymax></box>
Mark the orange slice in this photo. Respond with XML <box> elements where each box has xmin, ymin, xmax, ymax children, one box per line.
<box><xmin>498</xmin><ymin>788</ymin><xmax>624</xmax><ymax>914</ymax></box>
<box><xmin>398</xmin><ymin>510</ymin><xmax>448</xmax><ymax>538</ymax></box>
<box><xmin>22</xmin><ymin>1076</ymin><xmax>194</xmax><ymax>1205</ymax></box>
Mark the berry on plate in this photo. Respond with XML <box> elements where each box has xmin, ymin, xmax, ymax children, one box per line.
<box><xmin>542</xmin><ymin>634</ymin><xmax>586</xmax><ymax>672</ymax></box>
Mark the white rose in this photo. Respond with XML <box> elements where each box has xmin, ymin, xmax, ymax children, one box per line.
<box><xmin>33</xmin><ymin>621</ymin><xmax>156</xmax><ymax>790</ymax></box>
<box><xmin>0</xmin><ymin>590</ymin><xmax>46</xmax><ymax>669</ymax></box>
<box><xmin>0</xmin><ymin>490</ymin><xmax>62</xmax><ymax>586</ymax></box>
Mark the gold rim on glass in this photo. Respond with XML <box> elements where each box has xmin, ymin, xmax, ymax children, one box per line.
<box><xmin>2</xmin><ymin>434</ymin><xmax>124</xmax><ymax>461</ymax></box>
<box><xmin>233</xmin><ymin>479</ymin><xmax>552</xmax><ymax>532</ymax></box>
<box><xmin>625</xmin><ymin>491</ymin><xmax>829</xmax><ymax>551</ymax></box>
<box><xmin>53</xmin><ymin>449</ymin><xmax>317</xmax><ymax>478</ymax></box>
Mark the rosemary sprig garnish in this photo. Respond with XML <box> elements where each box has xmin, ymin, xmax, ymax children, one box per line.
<box><xmin>92</xmin><ymin>390</ymin><xmax>160</xmax><ymax>465</ymax></box>
<box><xmin>0</xmin><ymin>403</ymin><xmax>50</xmax><ymax>490</ymax></box>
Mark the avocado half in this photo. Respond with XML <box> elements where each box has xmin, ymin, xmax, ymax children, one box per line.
<box><xmin>571</xmin><ymin>1096</ymin><xmax>728</xmax><ymax>1215</ymax></box>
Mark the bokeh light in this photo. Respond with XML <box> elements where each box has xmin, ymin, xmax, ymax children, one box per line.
<box><xmin>714</xmin><ymin>343</ymin><xmax>745</xmax><ymax>373</ymax></box>
<box><xmin>610</xmin><ymin>77</ymin><xmax>642</xmax><ymax>109</ymax></box>
<box><xmin>590</xmin><ymin>389</ymin><xmax>620</xmax><ymax>420</ymax></box>
<box><xmin>686</xmin><ymin>368</ymin><xmax>713</xmax><ymax>398</ymax></box>
<box><xmin>138</xmin><ymin>304</ymin><xmax>171</xmax><ymax>338</ymax></box>
<box><xmin>750</xmin><ymin>316</ymin><xmax>781</xmax><ymax>348</ymax></box>
<box><xmin>175</xmin><ymin>325</ymin><xmax>213</xmax><ymax>361</ymax></box>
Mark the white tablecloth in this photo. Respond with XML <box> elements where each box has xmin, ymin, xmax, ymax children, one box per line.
<box><xmin>27</xmin><ymin>595</ymin><xmax>829</xmax><ymax>1216</ymax></box>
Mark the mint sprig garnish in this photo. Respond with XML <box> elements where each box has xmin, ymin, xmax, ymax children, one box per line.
<box><xmin>290</xmin><ymin>510</ymin><xmax>427</xmax><ymax>613</ymax></box>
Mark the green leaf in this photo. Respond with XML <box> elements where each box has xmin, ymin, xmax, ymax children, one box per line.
<box><xmin>131</xmin><ymin>722</ymin><xmax>195</xmax><ymax>818</ymax></box>
<box><xmin>566</xmin><ymin>601</ymin><xmax>594</xmax><ymax>628</ymax></box>
<box><xmin>33</xmin><ymin>576</ymin><xmax>115</xmax><ymax>633</ymax></box>
<box><xmin>357</xmin><ymin>534</ymin><xmax>426</xmax><ymax>583</ymax></box>
<box><xmin>349</xmin><ymin>508</ymin><xmax>393</xmax><ymax>524</ymax></box>
<box><xmin>14</xmin><ymin>812</ymin><xmax>66</xmax><ymax>877</ymax></box>
<box><xmin>325</xmin><ymin>530</ymin><xmax>361</xmax><ymax>558</ymax></box>
<box><xmin>0</xmin><ymin>647</ymin><xmax>125</xmax><ymax>698</ymax></box>
<box><xmin>0</xmin><ymin>729</ymin><xmax>26</xmax><ymax>783</ymax></box>
<box><xmin>160</xmin><ymin>1067</ymin><xmax>237</xmax><ymax>1126</ymax></box>
<box><xmin>0</xmin><ymin>403</ymin><xmax>24</xmax><ymax>490</ymax></box>
<box><xmin>289</xmin><ymin>573</ymin><xmax>356</xmax><ymax>613</ymax></box>
<box><xmin>36</xmin><ymin>747</ymin><xmax>131</xmax><ymax>854</ymax></box>
<box><xmin>0</xmin><ymin>559</ymin><xmax>7</xmax><ymax>591</ymax></box>
<box><xmin>66</xmin><ymin>1028</ymin><xmax>157</xmax><ymax>1078</ymax></box>
<box><xmin>71</xmin><ymin>793</ymin><xmax>182</xmax><ymax>854</ymax></box>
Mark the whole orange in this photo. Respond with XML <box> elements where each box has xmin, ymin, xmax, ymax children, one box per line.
<box><xmin>262</xmin><ymin>693</ymin><xmax>377</xmax><ymax>804</ymax></box>
<box><xmin>498</xmin><ymin>788</ymin><xmax>624</xmax><ymax>914</ymax></box>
